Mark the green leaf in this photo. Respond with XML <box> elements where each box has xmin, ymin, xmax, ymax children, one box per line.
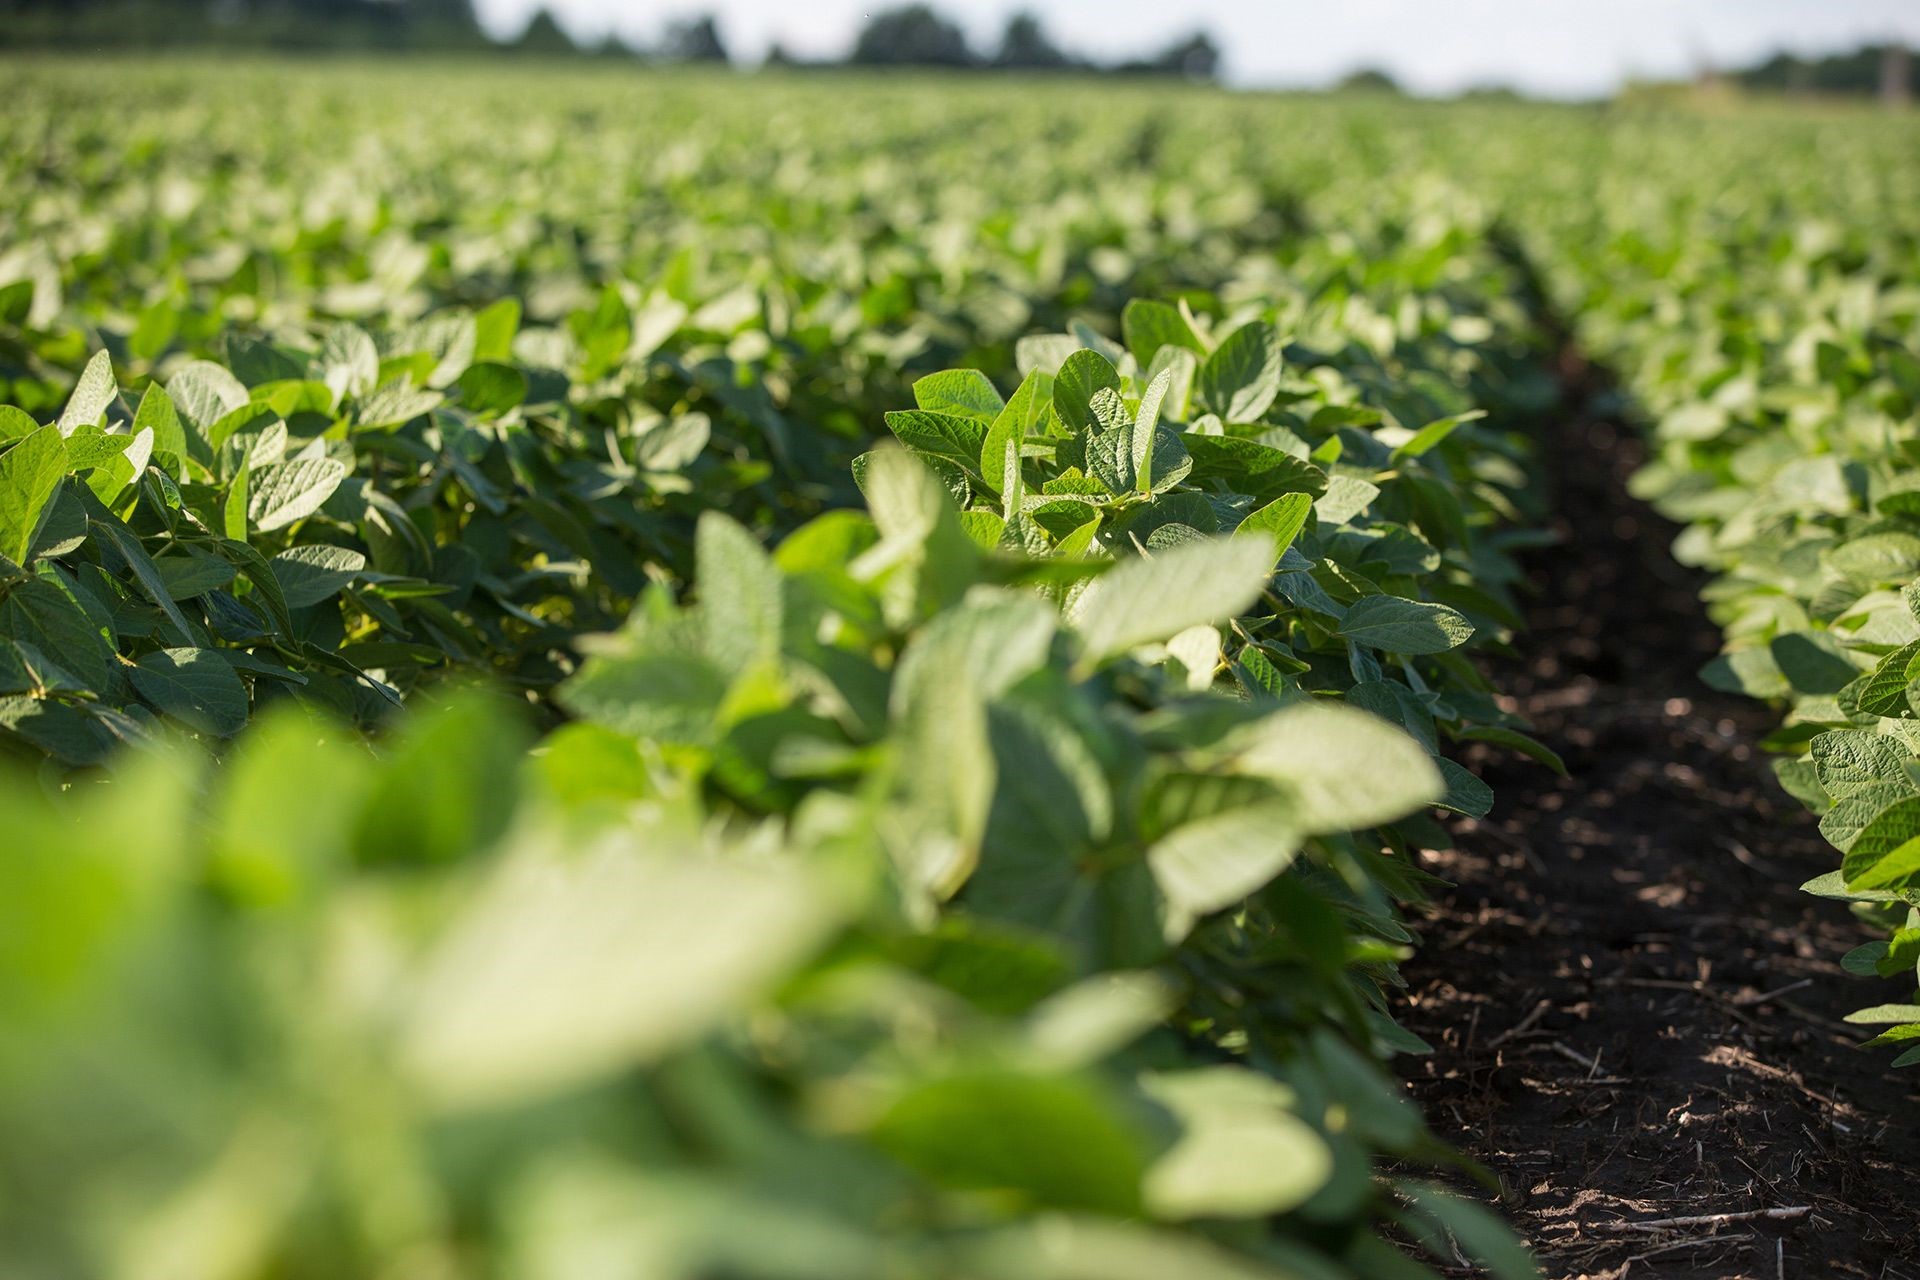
<box><xmin>153</xmin><ymin>550</ymin><xmax>237</xmax><ymax>601</ymax></box>
<box><xmin>1843</xmin><ymin>1004</ymin><xmax>1920</xmax><ymax>1025</ymax></box>
<box><xmin>1069</xmin><ymin>537</ymin><xmax>1274</xmax><ymax>666</ymax></box>
<box><xmin>1053</xmin><ymin>349</ymin><xmax>1122</xmax><ymax>434</ymax></box>
<box><xmin>1147</xmin><ymin>801</ymin><xmax>1302</xmax><ymax>940</ymax></box>
<box><xmin>168</xmin><ymin>359</ymin><xmax>250</xmax><ymax>432</ymax></box>
<box><xmin>913</xmin><ymin>369</ymin><xmax>1005</xmax><ymax>423</ymax></box>
<box><xmin>1231</xmin><ymin>701</ymin><xmax>1444</xmax><ymax>833</ymax></box>
<box><xmin>1197</xmin><ymin>321</ymin><xmax>1282</xmax><ymax>422</ymax></box>
<box><xmin>401</xmin><ymin>831</ymin><xmax>838</xmax><ymax>1113</ymax></box>
<box><xmin>1811</xmin><ymin>730</ymin><xmax>1911</xmax><ymax>799</ymax></box>
<box><xmin>1337</xmin><ymin>596</ymin><xmax>1474</xmax><ymax>654</ymax></box>
<box><xmin>1397</xmin><ymin>1182</ymin><xmax>1541</xmax><ymax>1280</ymax></box>
<box><xmin>1844</xmin><ymin>640</ymin><xmax>1920</xmax><ymax>717</ymax></box>
<box><xmin>1391</xmin><ymin>410</ymin><xmax>1486</xmax><ymax>462</ymax></box>
<box><xmin>454</xmin><ymin>361</ymin><xmax>528</xmax><ymax>416</ymax></box>
<box><xmin>1841</xmin><ymin>795</ymin><xmax>1920</xmax><ymax>889</ymax></box>
<box><xmin>129</xmin><ymin>647</ymin><xmax>249</xmax><ymax>737</ymax></box>
<box><xmin>1456</xmin><ymin>726</ymin><xmax>1568</xmax><ymax>777</ymax></box>
<box><xmin>271</xmin><ymin>545</ymin><xmax>368</xmax><ymax>608</ymax></box>
<box><xmin>213</xmin><ymin>537</ymin><xmax>296</xmax><ymax>641</ymax></box>
<box><xmin>560</xmin><ymin>650</ymin><xmax>729</xmax><ymax>746</ymax></box>
<box><xmin>1132</xmin><ymin>368</ymin><xmax>1173</xmax><ymax>494</ymax></box>
<box><xmin>1236</xmin><ymin>492</ymin><xmax>1313</xmax><ymax>565</ymax></box>
<box><xmin>1770</xmin><ymin>631</ymin><xmax>1861</xmax><ymax>695</ymax></box>
<box><xmin>1122</xmin><ymin>298</ymin><xmax>1204</xmax><ymax>367</ymax></box>
<box><xmin>0</xmin><ymin>427</ymin><xmax>68</xmax><ymax>564</ymax></box>
<box><xmin>1140</xmin><ymin>1067</ymin><xmax>1332</xmax><ymax>1219</ymax></box>
<box><xmin>86</xmin><ymin>506</ymin><xmax>196</xmax><ymax>643</ymax></box>
<box><xmin>696</xmin><ymin>512</ymin><xmax>782</xmax><ymax>676</ymax></box>
<box><xmin>0</xmin><ymin>407</ymin><xmax>37</xmax><ymax>442</ymax></box>
<box><xmin>980</xmin><ymin>368</ymin><xmax>1048</xmax><ymax>500</ymax></box>
<box><xmin>1435</xmin><ymin>756</ymin><xmax>1494</xmax><ymax>817</ymax></box>
<box><xmin>248</xmin><ymin>457</ymin><xmax>347</xmax><ymax>533</ymax></box>
<box><xmin>884</xmin><ymin>409</ymin><xmax>989</xmax><ymax>475</ymax></box>
<box><xmin>1181</xmin><ymin>434</ymin><xmax>1327</xmax><ymax>499</ymax></box>
<box><xmin>873</xmin><ymin>1070</ymin><xmax>1147</xmax><ymax>1214</ymax></box>
<box><xmin>471</xmin><ymin>298</ymin><xmax>522</xmax><ymax>363</ymax></box>
<box><xmin>132</xmin><ymin>384</ymin><xmax>189</xmax><ymax>475</ymax></box>
<box><xmin>57</xmin><ymin>351</ymin><xmax>116</xmax><ymax>436</ymax></box>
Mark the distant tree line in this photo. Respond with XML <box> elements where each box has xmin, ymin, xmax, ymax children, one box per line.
<box><xmin>0</xmin><ymin>0</ymin><xmax>1221</xmax><ymax>81</ymax></box>
<box><xmin>1733</xmin><ymin>42</ymin><xmax>1914</xmax><ymax>100</ymax></box>
<box><xmin>0</xmin><ymin>0</ymin><xmax>496</xmax><ymax>53</ymax></box>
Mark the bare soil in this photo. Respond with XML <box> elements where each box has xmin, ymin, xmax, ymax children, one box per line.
<box><xmin>1398</xmin><ymin>357</ymin><xmax>1920</xmax><ymax>1280</ymax></box>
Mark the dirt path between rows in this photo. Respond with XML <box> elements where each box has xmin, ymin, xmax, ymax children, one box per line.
<box><xmin>1398</xmin><ymin>354</ymin><xmax>1920</xmax><ymax>1280</ymax></box>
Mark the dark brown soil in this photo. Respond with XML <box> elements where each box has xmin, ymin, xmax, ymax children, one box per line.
<box><xmin>1398</xmin><ymin>356</ymin><xmax>1920</xmax><ymax>1280</ymax></box>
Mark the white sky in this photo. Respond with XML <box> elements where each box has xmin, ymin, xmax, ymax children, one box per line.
<box><xmin>473</xmin><ymin>0</ymin><xmax>1920</xmax><ymax>97</ymax></box>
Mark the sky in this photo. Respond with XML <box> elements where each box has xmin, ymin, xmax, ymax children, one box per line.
<box><xmin>471</xmin><ymin>0</ymin><xmax>1920</xmax><ymax>98</ymax></box>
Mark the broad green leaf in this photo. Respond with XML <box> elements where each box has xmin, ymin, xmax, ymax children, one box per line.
<box><xmin>1053</xmin><ymin>349</ymin><xmax>1122</xmax><ymax>434</ymax></box>
<box><xmin>1132</xmin><ymin>368</ymin><xmax>1173</xmax><ymax>494</ymax></box>
<box><xmin>1230</xmin><ymin>701</ymin><xmax>1443</xmax><ymax>832</ymax></box>
<box><xmin>454</xmin><ymin>361</ymin><xmax>528</xmax><ymax>415</ymax></box>
<box><xmin>884</xmin><ymin>409</ymin><xmax>989</xmax><ymax>475</ymax></box>
<box><xmin>1197</xmin><ymin>321</ymin><xmax>1281</xmax><ymax>422</ymax></box>
<box><xmin>0</xmin><ymin>406</ymin><xmax>38</xmax><ymax>441</ymax></box>
<box><xmin>270</xmin><ymin>544</ymin><xmax>367</xmax><ymax>608</ymax></box>
<box><xmin>86</xmin><ymin>507</ymin><xmax>196</xmax><ymax>643</ymax></box>
<box><xmin>913</xmin><ymin>369</ymin><xmax>1005</xmax><ymax>423</ymax></box>
<box><xmin>1069</xmin><ymin>537</ymin><xmax>1274</xmax><ymax>666</ymax></box>
<box><xmin>1337</xmin><ymin>596</ymin><xmax>1474</xmax><ymax>654</ymax></box>
<box><xmin>1841</xmin><ymin>795</ymin><xmax>1920</xmax><ymax>888</ymax></box>
<box><xmin>1140</xmin><ymin>1067</ymin><xmax>1332</xmax><ymax>1220</ymax></box>
<box><xmin>980</xmin><ymin>368</ymin><xmax>1048</xmax><ymax>499</ymax></box>
<box><xmin>695</xmin><ymin>511</ymin><xmax>782</xmax><ymax>676</ymax></box>
<box><xmin>247</xmin><ymin>458</ymin><xmax>347</xmax><ymax>532</ymax></box>
<box><xmin>1182</xmin><ymin>434</ymin><xmax>1327</xmax><ymax>499</ymax></box>
<box><xmin>129</xmin><ymin>647</ymin><xmax>249</xmax><ymax>737</ymax></box>
<box><xmin>133</xmin><ymin>385</ymin><xmax>189</xmax><ymax>471</ymax></box>
<box><xmin>1236</xmin><ymin>492</ymin><xmax>1313</xmax><ymax>565</ymax></box>
<box><xmin>1844</xmin><ymin>1004</ymin><xmax>1920</xmax><ymax>1025</ymax></box>
<box><xmin>57</xmin><ymin>351</ymin><xmax>116</xmax><ymax>436</ymax></box>
<box><xmin>1397</xmin><ymin>1182</ymin><xmax>1541</xmax><ymax>1280</ymax></box>
<box><xmin>1771</xmin><ymin>631</ymin><xmax>1860</xmax><ymax>694</ymax></box>
<box><xmin>1811</xmin><ymin>730</ymin><xmax>1911</xmax><ymax>798</ymax></box>
<box><xmin>1122</xmin><ymin>298</ymin><xmax>1204</xmax><ymax>367</ymax></box>
<box><xmin>1391</xmin><ymin>410</ymin><xmax>1486</xmax><ymax>462</ymax></box>
<box><xmin>168</xmin><ymin>359</ymin><xmax>250</xmax><ymax>432</ymax></box>
<box><xmin>1147</xmin><ymin>801</ymin><xmax>1302</xmax><ymax>940</ymax></box>
<box><xmin>401</xmin><ymin>831</ymin><xmax>838</xmax><ymax>1112</ymax></box>
<box><xmin>872</xmin><ymin>1070</ymin><xmax>1146</xmax><ymax>1214</ymax></box>
<box><xmin>0</xmin><ymin>427</ymin><xmax>68</xmax><ymax>563</ymax></box>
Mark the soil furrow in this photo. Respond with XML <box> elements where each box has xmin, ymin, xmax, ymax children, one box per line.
<box><xmin>1399</xmin><ymin>354</ymin><xmax>1920</xmax><ymax>1280</ymax></box>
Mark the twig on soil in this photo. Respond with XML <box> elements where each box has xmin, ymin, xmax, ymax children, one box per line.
<box><xmin>1598</xmin><ymin>1205</ymin><xmax>1812</xmax><ymax>1234</ymax></box>
<box><xmin>1736</xmin><ymin>977</ymin><xmax>1815</xmax><ymax>1007</ymax></box>
<box><xmin>1621</xmin><ymin>1233</ymin><xmax>1754</xmax><ymax>1272</ymax></box>
<box><xmin>1549</xmin><ymin>1040</ymin><xmax>1626</xmax><ymax>1083</ymax></box>
<box><xmin>1485</xmin><ymin>998</ymin><xmax>1553</xmax><ymax>1051</ymax></box>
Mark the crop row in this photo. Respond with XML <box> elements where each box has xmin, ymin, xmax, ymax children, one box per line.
<box><xmin>0</xmin><ymin>65</ymin><xmax>1572</xmax><ymax>1279</ymax></box>
<box><xmin>7</xmin><ymin>60</ymin><xmax>1917</xmax><ymax>1277</ymax></box>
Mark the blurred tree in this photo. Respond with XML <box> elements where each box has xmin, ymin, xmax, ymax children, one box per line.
<box><xmin>1338</xmin><ymin>67</ymin><xmax>1403</xmax><ymax>94</ymax></box>
<box><xmin>849</xmin><ymin>4</ymin><xmax>973</xmax><ymax>68</ymax></box>
<box><xmin>1736</xmin><ymin>43</ymin><xmax>1919</xmax><ymax>98</ymax></box>
<box><xmin>1154</xmin><ymin>31</ymin><xmax>1220</xmax><ymax>81</ymax></box>
<box><xmin>662</xmin><ymin>13</ymin><xmax>729</xmax><ymax>64</ymax></box>
<box><xmin>512</xmin><ymin>7</ymin><xmax>577</xmax><ymax>55</ymax></box>
<box><xmin>993</xmin><ymin>11</ymin><xmax>1070</xmax><ymax>70</ymax></box>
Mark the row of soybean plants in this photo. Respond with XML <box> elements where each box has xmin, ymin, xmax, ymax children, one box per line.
<box><xmin>1495</xmin><ymin>107</ymin><xmax>1920</xmax><ymax>1063</ymax></box>
<box><xmin>1</xmin><ymin>68</ymin><xmax>1554</xmax><ymax>1280</ymax></box>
